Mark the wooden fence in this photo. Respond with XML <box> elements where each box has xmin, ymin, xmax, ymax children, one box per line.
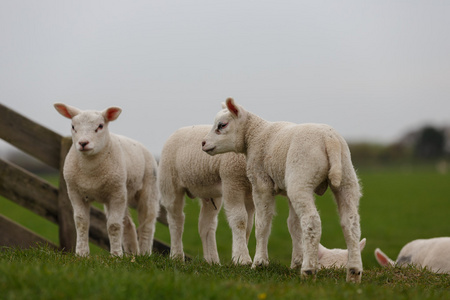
<box><xmin>0</xmin><ymin>103</ymin><xmax>170</xmax><ymax>254</ymax></box>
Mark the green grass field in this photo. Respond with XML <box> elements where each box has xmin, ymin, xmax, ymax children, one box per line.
<box><xmin>1</xmin><ymin>165</ymin><xmax>450</xmax><ymax>299</ymax></box>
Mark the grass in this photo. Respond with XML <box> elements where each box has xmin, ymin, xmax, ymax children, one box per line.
<box><xmin>1</xmin><ymin>165</ymin><xmax>450</xmax><ymax>298</ymax></box>
<box><xmin>1</xmin><ymin>246</ymin><xmax>449</xmax><ymax>300</ymax></box>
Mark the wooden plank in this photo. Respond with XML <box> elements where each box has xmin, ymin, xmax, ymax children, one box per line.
<box><xmin>0</xmin><ymin>214</ymin><xmax>58</xmax><ymax>250</ymax></box>
<box><xmin>0</xmin><ymin>103</ymin><xmax>62</xmax><ymax>169</ymax></box>
<box><xmin>0</xmin><ymin>159</ymin><xmax>59</xmax><ymax>224</ymax></box>
<box><xmin>57</xmin><ymin>137</ymin><xmax>76</xmax><ymax>252</ymax></box>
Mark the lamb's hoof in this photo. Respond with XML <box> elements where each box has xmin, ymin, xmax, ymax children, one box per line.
<box><xmin>170</xmin><ymin>253</ymin><xmax>185</xmax><ymax>262</ymax></box>
<box><xmin>232</xmin><ymin>255</ymin><xmax>252</xmax><ymax>266</ymax></box>
<box><xmin>290</xmin><ymin>260</ymin><xmax>302</xmax><ymax>269</ymax></box>
<box><xmin>346</xmin><ymin>268</ymin><xmax>362</xmax><ymax>283</ymax></box>
<box><xmin>251</xmin><ymin>258</ymin><xmax>269</xmax><ymax>269</ymax></box>
<box><xmin>301</xmin><ymin>269</ymin><xmax>317</xmax><ymax>280</ymax></box>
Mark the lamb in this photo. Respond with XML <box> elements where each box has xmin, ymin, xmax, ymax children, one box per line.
<box><xmin>319</xmin><ymin>238</ymin><xmax>366</xmax><ymax>268</ymax></box>
<box><xmin>374</xmin><ymin>237</ymin><xmax>450</xmax><ymax>274</ymax></box>
<box><xmin>158</xmin><ymin>125</ymin><xmax>254</xmax><ymax>264</ymax></box>
<box><xmin>54</xmin><ymin>103</ymin><xmax>159</xmax><ymax>257</ymax></box>
<box><xmin>202</xmin><ymin>98</ymin><xmax>363</xmax><ymax>283</ymax></box>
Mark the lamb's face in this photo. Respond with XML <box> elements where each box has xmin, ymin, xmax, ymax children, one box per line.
<box><xmin>71</xmin><ymin>111</ymin><xmax>109</xmax><ymax>156</ymax></box>
<box><xmin>202</xmin><ymin>108</ymin><xmax>239</xmax><ymax>156</ymax></box>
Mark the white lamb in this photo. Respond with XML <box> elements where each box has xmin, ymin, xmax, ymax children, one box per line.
<box><xmin>202</xmin><ymin>98</ymin><xmax>363</xmax><ymax>282</ymax></box>
<box><xmin>319</xmin><ymin>238</ymin><xmax>366</xmax><ymax>268</ymax></box>
<box><xmin>158</xmin><ymin>125</ymin><xmax>254</xmax><ymax>264</ymax></box>
<box><xmin>54</xmin><ymin>103</ymin><xmax>159</xmax><ymax>256</ymax></box>
<box><xmin>374</xmin><ymin>237</ymin><xmax>450</xmax><ymax>274</ymax></box>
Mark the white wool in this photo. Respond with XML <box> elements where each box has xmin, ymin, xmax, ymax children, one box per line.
<box><xmin>375</xmin><ymin>237</ymin><xmax>450</xmax><ymax>274</ymax></box>
<box><xmin>202</xmin><ymin>98</ymin><xmax>363</xmax><ymax>283</ymax></box>
<box><xmin>318</xmin><ymin>239</ymin><xmax>366</xmax><ymax>268</ymax></box>
<box><xmin>54</xmin><ymin>103</ymin><xmax>159</xmax><ymax>257</ymax></box>
<box><xmin>158</xmin><ymin>125</ymin><xmax>254</xmax><ymax>264</ymax></box>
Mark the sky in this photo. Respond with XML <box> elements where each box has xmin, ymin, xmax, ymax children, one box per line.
<box><xmin>1</xmin><ymin>1</ymin><xmax>450</xmax><ymax>157</ymax></box>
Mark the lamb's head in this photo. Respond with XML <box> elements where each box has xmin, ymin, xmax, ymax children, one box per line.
<box><xmin>202</xmin><ymin>98</ymin><xmax>247</xmax><ymax>155</ymax></box>
<box><xmin>318</xmin><ymin>238</ymin><xmax>366</xmax><ymax>268</ymax></box>
<box><xmin>54</xmin><ymin>103</ymin><xmax>121</xmax><ymax>156</ymax></box>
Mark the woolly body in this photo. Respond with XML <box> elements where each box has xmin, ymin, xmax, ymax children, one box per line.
<box><xmin>54</xmin><ymin>103</ymin><xmax>159</xmax><ymax>257</ymax></box>
<box><xmin>159</xmin><ymin>125</ymin><xmax>254</xmax><ymax>264</ymax></box>
<box><xmin>375</xmin><ymin>237</ymin><xmax>450</xmax><ymax>274</ymax></box>
<box><xmin>202</xmin><ymin>98</ymin><xmax>363</xmax><ymax>283</ymax></box>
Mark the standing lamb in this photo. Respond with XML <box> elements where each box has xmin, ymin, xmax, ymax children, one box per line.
<box><xmin>54</xmin><ymin>103</ymin><xmax>159</xmax><ymax>257</ymax></box>
<box><xmin>374</xmin><ymin>237</ymin><xmax>450</xmax><ymax>274</ymax></box>
<box><xmin>159</xmin><ymin>125</ymin><xmax>254</xmax><ymax>264</ymax></box>
<box><xmin>202</xmin><ymin>98</ymin><xmax>363</xmax><ymax>283</ymax></box>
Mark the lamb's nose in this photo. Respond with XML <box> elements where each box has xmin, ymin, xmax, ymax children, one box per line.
<box><xmin>201</xmin><ymin>141</ymin><xmax>206</xmax><ymax>147</ymax></box>
<box><xmin>79</xmin><ymin>141</ymin><xmax>89</xmax><ymax>148</ymax></box>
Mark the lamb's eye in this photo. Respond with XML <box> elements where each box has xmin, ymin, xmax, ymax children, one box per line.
<box><xmin>217</xmin><ymin>122</ymin><xmax>228</xmax><ymax>131</ymax></box>
<box><xmin>71</xmin><ymin>125</ymin><xmax>75</xmax><ymax>130</ymax></box>
<box><xmin>95</xmin><ymin>124</ymin><xmax>104</xmax><ymax>133</ymax></box>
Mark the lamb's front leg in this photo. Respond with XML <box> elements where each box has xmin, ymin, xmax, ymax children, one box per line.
<box><xmin>199</xmin><ymin>197</ymin><xmax>222</xmax><ymax>264</ymax></box>
<box><xmin>252</xmin><ymin>189</ymin><xmax>276</xmax><ymax>268</ymax></box>
<box><xmin>72</xmin><ymin>195</ymin><xmax>91</xmax><ymax>257</ymax></box>
<box><xmin>105</xmin><ymin>197</ymin><xmax>128</xmax><ymax>256</ymax></box>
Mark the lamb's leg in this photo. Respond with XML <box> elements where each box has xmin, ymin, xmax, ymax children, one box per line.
<box><xmin>244</xmin><ymin>194</ymin><xmax>255</xmax><ymax>245</ymax></box>
<box><xmin>287</xmin><ymin>198</ymin><xmax>303</xmax><ymax>269</ymax></box>
<box><xmin>252</xmin><ymin>189</ymin><xmax>276</xmax><ymax>268</ymax></box>
<box><xmin>288</xmin><ymin>189</ymin><xmax>321</xmax><ymax>279</ymax></box>
<box><xmin>223</xmin><ymin>191</ymin><xmax>252</xmax><ymax>265</ymax></box>
<box><xmin>334</xmin><ymin>183</ymin><xmax>363</xmax><ymax>283</ymax></box>
<box><xmin>71</xmin><ymin>194</ymin><xmax>91</xmax><ymax>256</ymax></box>
<box><xmin>199</xmin><ymin>197</ymin><xmax>222</xmax><ymax>264</ymax></box>
<box><xmin>104</xmin><ymin>197</ymin><xmax>128</xmax><ymax>256</ymax></box>
<box><xmin>136</xmin><ymin>183</ymin><xmax>159</xmax><ymax>255</ymax></box>
<box><xmin>164</xmin><ymin>193</ymin><xmax>186</xmax><ymax>261</ymax></box>
<box><xmin>122</xmin><ymin>210</ymin><xmax>139</xmax><ymax>255</ymax></box>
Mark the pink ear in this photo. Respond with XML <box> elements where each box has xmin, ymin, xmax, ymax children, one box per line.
<box><xmin>226</xmin><ymin>98</ymin><xmax>239</xmax><ymax>117</ymax></box>
<box><xmin>104</xmin><ymin>107</ymin><xmax>122</xmax><ymax>122</ymax></box>
<box><xmin>375</xmin><ymin>249</ymin><xmax>390</xmax><ymax>267</ymax></box>
<box><xmin>54</xmin><ymin>103</ymin><xmax>79</xmax><ymax>119</ymax></box>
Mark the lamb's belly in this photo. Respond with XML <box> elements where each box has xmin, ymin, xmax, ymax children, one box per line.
<box><xmin>186</xmin><ymin>183</ymin><xmax>222</xmax><ymax>199</ymax></box>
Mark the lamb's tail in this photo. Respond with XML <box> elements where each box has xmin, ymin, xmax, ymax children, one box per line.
<box><xmin>325</xmin><ymin>134</ymin><xmax>342</xmax><ymax>188</ymax></box>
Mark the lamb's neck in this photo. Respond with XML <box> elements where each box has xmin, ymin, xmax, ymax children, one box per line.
<box><xmin>76</xmin><ymin>140</ymin><xmax>115</xmax><ymax>172</ymax></box>
<box><xmin>242</xmin><ymin>112</ymin><xmax>270</xmax><ymax>155</ymax></box>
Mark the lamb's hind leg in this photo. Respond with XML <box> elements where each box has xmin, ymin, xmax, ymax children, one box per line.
<box><xmin>223</xmin><ymin>190</ymin><xmax>252</xmax><ymax>265</ymax></box>
<box><xmin>333</xmin><ymin>182</ymin><xmax>363</xmax><ymax>283</ymax></box>
<box><xmin>199</xmin><ymin>197</ymin><xmax>222</xmax><ymax>264</ymax></box>
<box><xmin>287</xmin><ymin>198</ymin><xmax>303</xmax><ymax>269</ymax></box>
<box><xmin>122</xmin><ymin>210</ymin><xmax>139</xmax><ymax>255</ymax></box>
<box><xmin>136</xmin><ymin>184</ymin><xmax>159</xmax><ymax>255</ymax></box>
<box><xmin>163</xmin><ymin>192</ymin><xmax>186</xmax><ymax>261</ymax></box>
<box><xmin>288</xmin><ymin>188</ymin><xmax>321</xmax><ymax>279</ymax></box>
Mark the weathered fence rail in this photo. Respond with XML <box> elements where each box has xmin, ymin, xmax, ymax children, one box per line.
<box><xmin>0</xmin><ymin>103</ymin><xmax>169</xmax><ymax>254</ymax></box>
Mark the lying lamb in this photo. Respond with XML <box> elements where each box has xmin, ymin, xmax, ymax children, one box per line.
<box><xmin>202</xmin><ymin>98</ymin><xmax>363</xmax><ymax>282</ymax></box>
<box><xmin>159</xmin><ymin>125</ymin><xmax>254</xmax><ymax>264</ymax></box>
<box><xmin>319</xmin><ymin>238</ymin><xmax>366</xmax><ymax>268</ymax></box>
<box><xmin>54</xmin><ymin>103</ymin><xmax>159</xmax><ymax>256</ymax></box>
<box><xmin>374</xmin><ymin>237</ymin><xmax>450</xmax><ymax>274</ymax></box>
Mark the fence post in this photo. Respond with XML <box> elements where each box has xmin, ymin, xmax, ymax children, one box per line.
<box><xmin>57</xmin><ymin>136</ymin><xmax>76</xmax><ymax>252</ymax></box>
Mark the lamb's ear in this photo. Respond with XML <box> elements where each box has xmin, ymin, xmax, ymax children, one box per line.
<box><xmin>374</xmin><ymin>248</ymin><xmax>394</xmax><ymax>267</ymax></box>
<box><xmin>54</xmin><ymin>103</ymin><xmax>81</xmax><ymax>119</ymax></box>
<box><xmin>318</xmin><ymin>244</ymin><xmax>327</xmax><ymax>260</ymax></box>
<box><xmin>221</xmin><ymin>102</ymin><xmax>227</xmax><ymax>109</ymax></box>
<box><xmin>103</xmin><ymin>107</ymin><xmax>122</xmax><ymax>122</ymax></box>
<box><xmin>359</xmin><ymin>238</ymin><xmax>367</xmax><ymax>251</ymax></box>
<box><xmin>226</xmin><ymin>98</ymin><xmax>240</xmax><ymax>118</ymax></box>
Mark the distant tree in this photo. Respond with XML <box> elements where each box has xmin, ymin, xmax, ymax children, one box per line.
<box><xmin>414</xmin><ymin>126</ymin><xmax>445</xmax><ymax>159</ymax></box>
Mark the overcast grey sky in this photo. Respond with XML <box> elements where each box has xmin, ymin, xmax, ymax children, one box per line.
<box><xmin>1</xmin><ymin>1</ymin><xmax>450</xmax><ymax>156</ymax></box>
